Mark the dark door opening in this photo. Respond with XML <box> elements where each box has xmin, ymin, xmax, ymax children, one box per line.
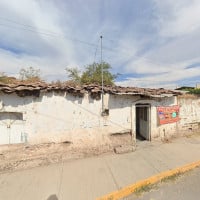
<box><xmin>136</xmin><ymin>104</ymin><xmax>150</xmax><ymax>141</ymax></box>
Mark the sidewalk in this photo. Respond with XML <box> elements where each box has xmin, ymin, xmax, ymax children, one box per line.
<box><xmin>0</xmin><ymin>134</ymin><xmax>200</xmax><ymax>200</ymax></box>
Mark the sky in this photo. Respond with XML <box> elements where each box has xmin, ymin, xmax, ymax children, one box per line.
<box><xmin>0</xmin><ymin>0</ymin><xmax>200</xmax><ymax>88</ymax></box>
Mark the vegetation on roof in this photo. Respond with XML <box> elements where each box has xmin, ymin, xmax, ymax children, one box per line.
<box><xmin>176</xmin><ymin>86</ymin><xmax>200</xmax><ymax>94</ymax></box>
<box><xmin>188</xmin><ymin>88</ymin><xmax>200</xmax><ymax>94</ymax></box>
<box><xmin>0</xmin><ymin>67</ymin><xmax>43</xmax><ymax>84</ymax></box>
<box><xmin>0</xmin><ymin>73</ymin><xmax>17</xmax><ymax>84</ymax></box>
<box><xmin>176</xmin><ymin>86</ymin><xmax>194</xmax><ymax>90</ymax></box>
<box><xmin>19</xmin><ymin>67</ymin><xmax>41</xmax><ymax>82</ymax></box>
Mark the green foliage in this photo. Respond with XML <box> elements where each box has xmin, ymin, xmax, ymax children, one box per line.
<box><xmin>66</xmin><ymin>62</ymin><xmax>118</xmax><ymax>85</ymax></box>
<box><xmin>188</xmin><ymin>88</ymin><xmax>200</xmax><ymax>94</ymax></box>
<box><xmin>176</xmin><ymin>86</ymin><xmax>194</xmax><ymax>91</ymax></box>
<box><xmin>176</xmin><ymin>86</ymin><xmax>200</xmax><ymax>95</ymax></box>
<box><xmin>19</xmin><ymin>67</ymin><xmax>41</xmax><ymax>82</ymax></box>
<box><xmin>65</xmin><ymin>67</ymin><xmax>81</xmax><ymax>84</ymax></box>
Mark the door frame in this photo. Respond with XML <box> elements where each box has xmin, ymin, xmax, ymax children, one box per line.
<box><xmin>131</xmin><ymin>102</ymin><xmax>151</xmax><ymax>146</ymax></box>
<box><xmin>135</xmin><ymin>104</ymin><xmax>151</xmax><ymax>140</ymax></box>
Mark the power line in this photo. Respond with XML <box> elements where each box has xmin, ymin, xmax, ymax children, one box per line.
<box><xmin>0</xmin><ymin>17</ymin><xmax>125</xmax><ymax>54</ymax></box>
<box><xmin>0</xmin><ymin>16</ymin><xmax>169</xmax><ymax>67</ymax></box>
<box><xmin>0</xmin><ymin>18</ymin><xmax>135</xmax><ymax>55</ymax></box>
<box><xmin>0</xmin><ymin>17</ymin><xmax>199</xmax><ymax>82</ymax></box>
<box><xmin>0</xmin><ymin>19</ymin><xmax>126</xmax><ymax>54</ymax></box>
<box><xmin>0</xmin><ymin>17</ymin><xmax>61</xmax><ymax>34</ymax></box>
<box><xmin>0</xmin><ymin>17</ymin><xmax>191</xmax><ymax>71</ymax></box>
<box><xmin>99</xmin><ymin>36</ymin><xmax>200</xmax><ymax>70</ymax></box>
<box><xmin>0</xmin><ymin>22</ymin><xmax>98</xmax><ymax>48</ymax></box>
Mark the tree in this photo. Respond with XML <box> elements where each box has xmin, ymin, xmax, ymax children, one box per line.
<box><xmin>19</xmin><ymin>67</ymin><xmax>41</xmax><ymax>82</ymax></box>
<box><xmin>65</xmin><ymin>67</ymin><xmax>81</xmax><ymax>84</ymax></box>
<box><xmin>66</xmin><ymin>62</ymin><xmax>118</xmax><ymax>85</ymax></box>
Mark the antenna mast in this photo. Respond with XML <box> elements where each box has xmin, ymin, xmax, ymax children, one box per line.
<box><xmin>100</xmin><ymin>35</ymin><xmax>104</xmax><ymax>112</ymax></box>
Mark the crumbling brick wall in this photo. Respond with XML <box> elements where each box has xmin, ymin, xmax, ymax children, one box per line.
<box><xmin>178</xmin><ymin>94</ymin><xmax>200</xmax><ymax>134</ymax></box>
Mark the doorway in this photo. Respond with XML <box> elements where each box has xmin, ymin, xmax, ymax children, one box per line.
<box><xmin>136</xmin><ymin>104</ymin><xmax>150</xmax><ymax>141</ymax></box>
<box><xmin>0</xmin><ymin>112</ymin><xmax>24</xmax><ymax>145</ymax></box>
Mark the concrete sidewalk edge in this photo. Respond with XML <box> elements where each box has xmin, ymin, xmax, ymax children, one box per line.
<box><xmin>96</xmin><ymin>160</ymin><xmax>200</xmax><ymax>200</ymax></box>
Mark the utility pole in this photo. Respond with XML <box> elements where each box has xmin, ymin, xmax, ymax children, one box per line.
<box><xmin>100</xmin><ymin>35</ymin><xmax>104</xmax><ymax>113</ymax></box>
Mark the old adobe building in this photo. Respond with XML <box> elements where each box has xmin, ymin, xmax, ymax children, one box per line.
<box><xmin>0</xmin><ymin>82</ymin><xmax>199</xmax><ymax>149</ymax></box>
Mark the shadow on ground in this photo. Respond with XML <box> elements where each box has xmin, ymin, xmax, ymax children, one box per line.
<box><xmin>47</xmin><ymin>194</ymin><xmax>58</xmax><ymax>200</ymax></box>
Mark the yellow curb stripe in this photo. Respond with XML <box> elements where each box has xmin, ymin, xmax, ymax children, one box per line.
<box><xmin>96</xmin><ymin>160</ymin><xmax>200</xmax><ymax>200</ymax></box>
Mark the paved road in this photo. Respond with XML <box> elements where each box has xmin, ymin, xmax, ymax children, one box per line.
<box><xmin>126</xmin><ymin>167</ymin><xmax>200</xmax><ymax>200</ymax></box>
<box><xmin>0</xmin><ymin>135</ymin><xmax>200</xmax><ymax>200</ymax></box>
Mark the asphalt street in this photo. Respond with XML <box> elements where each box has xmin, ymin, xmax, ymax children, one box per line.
<box><xmin>0</xmin><ymin>135</ymin><xmax>200</xmax><ymax>200</ymax></box>
<box><xmin>126</xmin><ymin>167</ymin><xmax>200</xmax><ymax>200</ymax></box>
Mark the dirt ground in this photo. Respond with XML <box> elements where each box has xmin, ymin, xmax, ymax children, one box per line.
<box><xmin>0</xmin><ymin>142</ymin><xmax>113</xmax><ymax>174</ymax></box>
<box><xmin>0</xmin><ymin>132</ymin><xmax>134</xmax><ymax>173</ymax></box>
<box><xmin>0</xmin><ymin>131</ymin><xmax>198</xmax><ymax>174</ymax></box>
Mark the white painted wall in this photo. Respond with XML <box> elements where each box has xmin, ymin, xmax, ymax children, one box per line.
<box><xmin>1</xmin><ymin>91</ymin><xmax>198</xmax><ymax>146</ymax></box>
<box><xmin>0</xmin><ymin>92</ymin><xmax>134</xmax><ymax>146</ymax></box>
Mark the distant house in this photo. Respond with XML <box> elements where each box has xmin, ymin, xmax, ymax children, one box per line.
<box><xmin>0</xmin><ymin>82</ymin><xmax>199</xmax><ymax>148</ymax></box>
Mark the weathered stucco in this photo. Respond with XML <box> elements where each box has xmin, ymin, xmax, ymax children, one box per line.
<box><xmin>0</xmin><ymin>92</ymin><xmax>134</xmax><ymax>147</ymax></box>
<box><xmin>0</xmin><ymin>91</ymin><xmax>199</xmax><ymax>147</ymax></box>
<box><xmin>177</xmin><ymin>94</ymin><xmax>200</xmax><ymax>134</ymax></box>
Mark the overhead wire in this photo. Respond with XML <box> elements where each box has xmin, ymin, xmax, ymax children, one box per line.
<box><xmin>0</xmin><ymin>17</ymin><xmax>198</xmax><ymax>87</ymax></box>
<box><xmin>0</xmin><ymin>16</ymin><xmax>197</xmax><ymax>73</ymax></box>
<box><xmin>101</xmin><ymin>35</ymin><xmax>200</xmax><ymax>72</ymax></box>
<box><xmin>0</xmin><ymin>16</ymin><xmax>199</xmax><ymax>71</ymax></box>
<box><xmin>0</xmin><ymin>17</ymin><xmax>62</xmax><ymax>34</ymax></box>
<box><xmin>0</xmin><ymin>16</ymin><xmax>165</xmax><ymax>66</ymax></box>
<box><xmin>0</xmin><ymin>21</ymin><xmax>98</xmax><ymax>48</ymax></box>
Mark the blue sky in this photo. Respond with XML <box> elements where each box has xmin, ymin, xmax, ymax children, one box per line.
<box><xmin>0</xmin><ymin>0</ymin><xmax>199</xmax><ymax>88</ymax></box>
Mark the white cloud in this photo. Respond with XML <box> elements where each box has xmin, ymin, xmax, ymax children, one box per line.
<box><xmin>153</xmin><ymin>0</ymin><xmax>200</xmax><ymax>37</ymax></box>
<box><xmin>118</xmin><ymin>54</ymin><xmax>200</xmax><ymax>88</ymax></box>
<box><xmin>0</xmin><ymin>0</ymin><xmax>77</xmax><ymax>78</ymax></box>
<box><xmin>117</xmin><ymin>59</ymin><xmax>200</xmax><ymax>89</ymax></box>
<box><xmin>116</xmin><ymin>0</ymin><xmax>200</xmax><ymax>88</ymax></box>
<box><xmin>0</xmin><ymin>0</ymin><xmax>199</xmax><ymax>88</ymax></box>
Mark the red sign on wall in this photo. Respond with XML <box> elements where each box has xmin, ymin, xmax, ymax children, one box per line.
<box><xmin>157</xmin><ymin>105</ymin><xmax>180</xmax><ymax>125</ymax></box>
